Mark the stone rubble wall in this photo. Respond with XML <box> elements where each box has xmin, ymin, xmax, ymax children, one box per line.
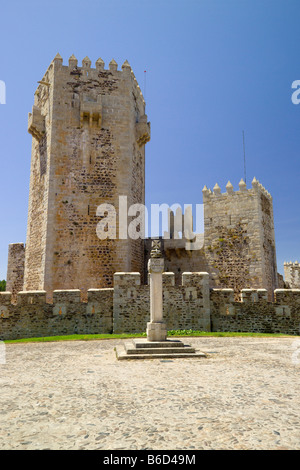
<box><xmin>1</xmin><ymin>273</ymin><xmax>300</xmax><ymax>340</ymax></box>
<box><xmin>0</xmin><ymin>288</ymin><xmax>113</xmax><ymax>340</ymax></box>
<box><xmin>211</xmin><ymin>288</ymin><xmax>300</xmax><ymax>335</ymax></box>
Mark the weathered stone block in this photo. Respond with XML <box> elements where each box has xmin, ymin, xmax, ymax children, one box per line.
<box><xmin>53</xmin><ymin>290</ymin><xmax>81</xmax><ymax>304</ymax></box>
<box><xmin>0</xmin><ymin>292</ymin><xmax>12</xmax><ymax>306</ymax></box>
<box><xmin>114</xmin><ymin>273</ymin><xmax>141</xmax><ymax>287</ymax></box>
<box><xmin>17</xmin><ymin>291</ymin><xmax>47</xmax><ymax>306</ymax></box>
<box><xmin>162</xmin><ymin>272</ymin><xmax>175</xmax><ymax>287</ymax></box>
<box><xmin>182</xmin><ymin>272</ymin><xmax>209</xmax><ymax>287</ymax></box>
<box><xmin>275</xmin><ymin>289</ymin><xmax>300</xmax><ymax>304</ymax></box>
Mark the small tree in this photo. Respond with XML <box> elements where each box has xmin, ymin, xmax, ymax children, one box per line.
<box><xmin>0</xmin><ymin>280</ymin><xmax>6</xmax><ymax>291</ymax></box>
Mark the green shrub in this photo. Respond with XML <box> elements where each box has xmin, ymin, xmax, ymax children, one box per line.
<box><xmin>0</xmin><ymin>280</ymin><xmax>6</xmax><ymax>292</ymax></box>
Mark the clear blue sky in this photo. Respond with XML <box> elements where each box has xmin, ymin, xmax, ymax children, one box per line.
<box><xmin>0</xmin><ymin>0</ymin><xmax>299</xmax><ymax>280</ymax></box>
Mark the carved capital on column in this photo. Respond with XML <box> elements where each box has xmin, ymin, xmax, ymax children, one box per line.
<box><xmin>148</xmin><ymin>240</ymin><xmax>164</xmax><ymax>273</ymax></box>
<box><xmin>148</xmin><ymin>257</ymin><xmax>164</xmax><ymax>274</ymax></box>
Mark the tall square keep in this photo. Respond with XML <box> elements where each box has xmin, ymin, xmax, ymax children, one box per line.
<box><xmin>22</xmin><ymin>54</ymin><xmax>150</xmax><ymax>298</ymax></box>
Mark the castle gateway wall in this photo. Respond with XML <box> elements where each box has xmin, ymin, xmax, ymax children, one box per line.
<box><xmin>1</xmin><ymin>273</ymin><xmax>299</xmax><ymax>341</ymax></box>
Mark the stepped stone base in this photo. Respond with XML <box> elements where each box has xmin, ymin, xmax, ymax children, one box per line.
<box><xmin>115</xmin><ymin>338</ymin><xmax>207</xmax><ymax>360</ymax></box>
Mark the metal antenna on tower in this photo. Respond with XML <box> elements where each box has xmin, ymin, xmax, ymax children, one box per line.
<box><xmin>144</xmin><ymin>70</ymin><xmax>147</xmax><ymax>103</ymax></box>
<box><xmin>243</xmin><ymin>130</ymin><xmax>246</xmax><ymax>184</ymax></box>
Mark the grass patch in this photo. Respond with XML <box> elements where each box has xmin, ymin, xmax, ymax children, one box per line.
<box><xmin>4</xmin><ymin>332</ymin><xmax>147</xmax><ymax>344</ymax></box>
<box><xmin>168</xmin><ymin>329</ymin><xmax>293</xmax><ymax>338</ymax></box>
<box><xmin>3</xmin><ymin>330</ymin><xmax>296</xmax><ymax>344</ymax></box>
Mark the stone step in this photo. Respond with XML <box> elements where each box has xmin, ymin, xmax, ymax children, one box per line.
<box><xmin>115</xmin><ymin>346</ymin><xmax>206</xmax><ymax>360</ymax></box>
<box><xmin>124</xmin><ymin>342</ymin><xmax>196</xmax><ymax>355</ymax></box>
<box><xmin>132</xmin><ymin>339</ymin><xmax>186</xmax><ymax>349</ymax></box>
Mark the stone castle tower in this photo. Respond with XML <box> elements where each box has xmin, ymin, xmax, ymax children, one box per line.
<box><xmin>202</xmin><ymin>178</ymin><xmax>278</xmax><ymax>299</ymax></box>
<box><xmin>7</xmin><ymin>54</ymin><xmax>150</xmax><ymax>298</ymax></box>
<box><xmin>148</xmin><ymin>177</ymin><xmax>278</xmax><ymax>300</ymax></box>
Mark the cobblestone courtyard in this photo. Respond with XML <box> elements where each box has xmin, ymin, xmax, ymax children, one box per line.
<box><xmin>0</xmin><ymin>336</ymin><xmax>299</xmax><ymax>450</ymax></box>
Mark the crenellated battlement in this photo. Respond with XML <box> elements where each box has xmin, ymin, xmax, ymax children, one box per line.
<box><xmin>284</xmin><ymin>261</ymin><xmax>300</xmax><ymax>267</ymax></box>
<box><xmin>202</xmin><ymin>177</ymin><xmax>272</xmax><ymax>201</ymax></box>
<box><xmin>35</xmin><ymin>53</ymin><xmax>146</xmax><ymax>106</ymax></box>
<box><xmin>0</xmin><ymin>288</ymin><xmax>113</xmax><ymax>307</ymax></box>
<box><xmin>1</xmin><ymin>274</ymin><xmax>300</xmax><ymax>340</ymax></box>
<box><xmin>0</xmin><ymin>288</ymin><xmax>114</xmax><ymax>339</ymax></box>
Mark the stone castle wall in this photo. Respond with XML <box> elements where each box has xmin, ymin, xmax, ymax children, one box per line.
<box><xmin>211</xmin><ymin>288</ymin><xmax>300</xmax><ymax>335</ymax></box>
<box><xmin>113</xmin><ymin>272</ymin><xmax>211</xmax><ymax>333</ymax></box>
<box><xmin>0</xmin><ymin>288</ymin><xmax>113</xmax><ymax>340</ymax></box>
<box><xmin>284</xmin><ymin>262</ymin><xmax>300</xmax><ymax>288</ymax></box>
<box><xmin>1</xmin><ymin>272</ymin><xmax>300</xmax><ymax>341</ymax></box>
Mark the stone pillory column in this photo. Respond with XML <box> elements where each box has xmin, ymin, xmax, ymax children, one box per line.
<box><xmin>147</xmin><ymin>240</ymin><xmax>167</xmax><ymax>342</ymax></box>
<box><xmin>115</xmin><ymin>239</ymin><xmax>207</xmax><ymax>359</ymax></box>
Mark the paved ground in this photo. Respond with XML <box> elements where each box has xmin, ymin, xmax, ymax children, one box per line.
<box><xmin>0</xmin><ymin>336</ymin><xmax>299</xmax><ymax>450</ymax></box>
